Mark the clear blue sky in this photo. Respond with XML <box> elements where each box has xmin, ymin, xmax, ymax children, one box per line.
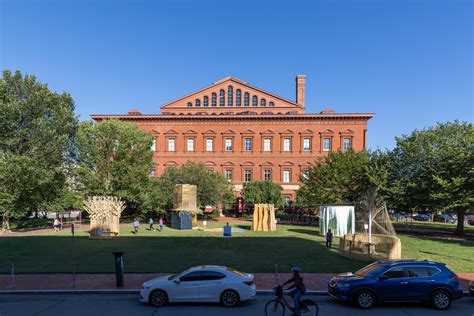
<box><xmin>1</xmin><ymin>0</ymin><xmax>472</xmax><ymax>149</ymax></box>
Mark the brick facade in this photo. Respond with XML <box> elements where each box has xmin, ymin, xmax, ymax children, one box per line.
<box><xmin>91</xmin><ymin>76</ymin><xmax>374</xmax><ymax>200</ymax></box>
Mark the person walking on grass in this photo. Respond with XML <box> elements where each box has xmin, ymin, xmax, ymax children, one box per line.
<box><xmin>159</xmin><ymin>216</ymin><xmax>164</xmax><ymax>232</ymax></box>
<box><xmin>53</xmin><ymin>217</ymin><xmax>60</xmax><ymax>232</ymax></box>
<box><xmin>148</xmin><ymin>217</ymin><xmax>155</xmax><ymax>231</ymax></box>
<box><xmin>133</xmin><ymin>218</ymin><xmax>140</xmax><ymax>234</ymax></box>
<box><xmin>326</xmin><ymin>228</ymin><xmax>333</xmax><ymax>249</ymax></box>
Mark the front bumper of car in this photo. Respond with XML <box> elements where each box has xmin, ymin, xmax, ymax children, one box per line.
<box><xmin>328</xmin><ymin>282</ymin><xmax>352</xmax><ymax>302</ymax></box>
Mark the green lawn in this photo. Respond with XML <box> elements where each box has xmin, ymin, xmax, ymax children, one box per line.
<box><xmin>393</xmin><ymin>221</ymin><xmax>474</xmax><ymax>233</ymax></box>
<box><xmin>0</xmin><ymin>223</ymin><xmax>472</xmax><ymax>274</ymax></box>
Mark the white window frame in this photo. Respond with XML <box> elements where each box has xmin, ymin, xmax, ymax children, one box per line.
<box><xmin>343</xmin><ymin>137</ymin><xmax>351</xmax><ymax>151</ymax></box>
<box><xmin>168</xmin><ymin>138</ymin><xmax>176</xmax><ymax>152</ymax></box>
<box><xmin>283</xmin><ymin>170</ymin><xmax>291</xmax><ymax>183</ymax></box>
<box><xmin>303</xmin><ymin>138</ymin><xmax>311</xmax><ymax>152</ymax></box>
<box><xmin>151</xmin><ymin>139</ymin><xmax>157</xmax><ymax>152</ymax></box>
<box><xmin>225</xmin><ymin>169</ymin><xmax>233</xmax><ymax>182</ymax></box>
<box><xmin>263</xmin><ymin>138</ymin><xmax>271</xmax><ymax>152</ymax></box>
<box><xmin>244</xmin><ymin>138</ymin><xmax>252</xmax><ymax>151</ymax></box>
<box><xmin>186</xmin><ymin>138</ymin><xmax>194</xmax><ymax>152</ymax></box>
<box><xmin>283</xmin><ymin>138</ymin><xmax>291</xmax><ymax>152</ymax></box>
<box><xmin>264</xmin><ymin>169</ymin><xmax>271</xmax><ymax>182</ymax></box>
<box><xmin>206</xmin><ymin>138</ymin><xmax>214</xmax><ymax>152</ymax></box>
<box><xmin>244</xmin><ymin>170</ymin><xmax>252</xmax><ymax>182</ymax></box>
<box><xmin>225</xmin><ymin>138</ymin><xmax>233</xmax><ymax>151</ymax></box>
<box><xmin>323</xmin><ymin>138</ymin><xmax>331</xmax><ymax>152</ymax></box>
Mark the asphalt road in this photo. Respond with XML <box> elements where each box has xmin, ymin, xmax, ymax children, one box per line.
<box><xmin>0</xmin><ymin>293</ymin><xmax>473</xmax><ymax>316</ymax></box>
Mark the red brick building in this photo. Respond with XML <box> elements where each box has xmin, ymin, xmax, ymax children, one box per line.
<box><xmin>91</xmin><ymin>75</ymin><xmax>373</xmax><ymax>201</ymax></box>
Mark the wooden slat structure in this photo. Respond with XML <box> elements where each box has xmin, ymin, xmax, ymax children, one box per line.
<box><xmin>252</xmin><ymin>204</ymin><xmax>276</xmax><ymax>232</ymax></box>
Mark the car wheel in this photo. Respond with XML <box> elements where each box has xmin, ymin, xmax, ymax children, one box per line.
<box><xmin>220</xmin><ymin>289</ymin><xmax>240</xmax><ymax>307</ymax></box>
<box><xmin>355</xmin><ymin>290</ymin><xmax>375</xmax><ymax>309</ymax></box>
<box><xmin>149</xmin><ymin>289</ymin><xmax>168</xmax><ymax>307</ymax></box>
<box><xmin>431</xmin><ymin>290</ymin><xmax>451</xmax><ymax>310</ymax></box>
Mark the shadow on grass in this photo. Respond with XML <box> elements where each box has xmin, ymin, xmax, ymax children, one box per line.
<box><xmin>0</xmin><ymin>235</ymin><xmax>365</xmax><ymax>274</ymax></box>
<box><xmin>288</xmin><ymin>228</ymin><xmax>320</xmax><ymax>236</ymax></box>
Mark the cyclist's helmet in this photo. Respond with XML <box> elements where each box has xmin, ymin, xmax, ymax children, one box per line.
<box><xmin>291</xmin><ymin>266</ymin><xmax>301</xmax><ymax>273</ymax></box>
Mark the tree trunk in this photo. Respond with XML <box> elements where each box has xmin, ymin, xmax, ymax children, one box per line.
<box><xmin>2</xmin><ymin>211</ymin><xmax>11</xmax><ymax>233</ymax></box>
<box><xmin>454</xmin><ymin>208</ymin><xmax>465</xmax><ymax>236</ymax></box>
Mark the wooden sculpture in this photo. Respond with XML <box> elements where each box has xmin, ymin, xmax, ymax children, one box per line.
<box><xmin>252</xmin><ymin>204</ymin><xmax>276</xmax><ymax>232</ymax></box>
<box><xmin>84</xmin><ymin>196</ymin><xmax>126</xmax><ymax>239</ymax></box>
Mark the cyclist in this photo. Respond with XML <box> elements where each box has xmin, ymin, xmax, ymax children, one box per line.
<box><xmin>283</xmin><ymin>266</ymin><xmax>306</xmax><ymax>316</ymax></box>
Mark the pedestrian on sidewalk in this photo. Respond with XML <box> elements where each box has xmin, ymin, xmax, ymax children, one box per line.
<box><xmin>53</xmin><ymin>217</ymin><xmax>60</xmax><ymax>232</ymax></box>
<box><xmin>326</xmin><ymin>229</ymin><xmax>333</xmax><ymax>249</ymax></box>
<box><xmin>133</xmin><ymin>218</ymin><xmax>140</xmax><ymax>234</ymax></box>
<box><xmin>159</xmin><ymin>216</ymin><xmax>164</xmax><ymax>232</ymax></box>
<box><xmin>148</xmin><ymin>217</ymin><xmax>155</xmax><ymax>231</ymax></box>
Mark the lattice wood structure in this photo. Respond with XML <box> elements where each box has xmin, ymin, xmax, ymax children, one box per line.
<box><xmin>84</xmin><ymin>196</ymin><xmax>126</xmax><ymax>239</ymax></box>
<box><xmin>251</xmin><ymin>204</ymin><xmax>276</xmax><ymax>232</ymax></box>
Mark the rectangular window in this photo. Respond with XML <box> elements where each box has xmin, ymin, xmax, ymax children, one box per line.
<box><xmin>151</xmin><ymin>139</ymin><xmax>157</xmax><ymax>152</ymax></box>
<box><xmin>302</xmin><ymin>170</ymin><xmax>309</xmax><ymax>180</ymax></box>
<box><xmin>206</xmin><ymin>138</ymin><xmax>214</xmax><ymax>152</ymax></box>
<box><xmin>186</xmin><ymin>139</ymin><xmax>194</xmax><ymax>152</ymax></box>
<box><xmin>168</xmin><ymin>138</ymin><xmax>175</xmax><ymax>152</ymax></box>
<box><xmin>283</xmin><ymin>170</ymin><xmax>291</xmax><ymax>183</ymax></box>
<box><xmin>225</xmin><ymin>138</ymin><xmax>233</xmax><ymax>151</ymax></box>
<box><xmin>225</xmin><ymin>169</ymin><xmax>233</xmax><ymax>182</ymax></box>
<box><xmin>244</xmin><ymin>170</ymin><xmax>252</xmax><ymax>182</ymax></box>
<box><xmin>263</xmin><ymin>138</ymin><xmax>271</xmax><ymax>152</ymax></box>
<box><xmin>283</xmin><ymin>138</ymin><xmax>291</xmax><ymax>152</ymax></box>
<box><xmin>264</xmin><ymin>169</ymin><xmax>271</xmax><ymax>182</ymax></box>
<box><xmin>244</xmin><ymin>138</ymin><xmax>252</xmax><ymax>151</ymax></box>
<box><xmin>323</xmin><ymin>138</ymin><xmax>331</xmax><ymax>152</ymax></box>
<box><xmin>343</xmin><ymin>138</ymin><xmax>351</xmax><ymax>151</ymax></box>
<box><xmin>303</xmin><ymin>138</ymin><xmax>311</xmax><ymax>152</ymax></box>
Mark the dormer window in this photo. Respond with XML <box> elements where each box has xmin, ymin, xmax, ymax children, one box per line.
<box><xmin>236</xmin><ymin>89</ymin><xmax>241</xmax><ymax>106</ymax></box>
<box><xmin>252</xmin><ymin>95</ymin><xmax>258</xmax><ymax>106</ymax></box>
<box><xmin>212</xmin><ymin>93</ymin><xmax>217</xmax><ymax>106</ymax></box>
<box><xmin>220</xmin><ymin>89</ymin><xmax>225</xmax><ymax>106</ymax></box>
<box><xmin>195</xmin><ymin>99</ymin><xmax>201</xmax><ymax>107</ymax></box>
<box><xmin>269</xmin><ymin>101</ymin><xmax>274</xmax><ymax>107</ymax></box>
<box><xmin>244</xmin><ymin>92</ymin><xmax>250</xmax><ymax>106</ymax></box>
<box><xmin>228</xmin><ymin>86</ymin><xmax>233</xmax><ymax>106</ymax></box>
<box><xmin>260</xmin><ymin>99</ymin><xmax>266</xmax><ymax>107</ymax></box>
<box><xmin>187</xmin><ymin>102</ymin><xmax>192</xmax><ymax>107</ymax></box>
<box><xmin>203</xmin><ymin>96</ymin><xmax>209</xmax><ymax>107</ymax></box>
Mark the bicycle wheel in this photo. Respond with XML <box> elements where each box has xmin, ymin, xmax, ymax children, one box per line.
<box><xmin>264</xmin><ymin>299</ymin><xmax>285</xmax><ymax>316</ymax></box>
<box><xmin>301</xmin><ymin>299</ymin><xmax>319</xmax><ymax>316</ymax></box>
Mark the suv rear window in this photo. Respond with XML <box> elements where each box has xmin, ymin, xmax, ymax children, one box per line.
<box><xmin>406</xmin><ymin>267</ymin><xmax>430</xmax><ymax>278</ymax></box>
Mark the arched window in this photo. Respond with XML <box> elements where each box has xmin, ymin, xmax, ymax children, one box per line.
<box><xmin>211</xmin><ymin>93</ymin><xmax>217</xmax><ymax>106</ymax></box>
<box><xmin>260</xmin><ymin>99</ymin><xmax>266</xmax><ymax>107</ymax></box>
<box><xmin>220</xmin><ymin>89</ymin><xmax>225</xmax><ymax>106</ymax></box>
<box><xmin>203</xmin><ymin>96</ymin><xmax>209</xmax><ymax>107</ymax></box>
<box><xmin>195</xmin><ymin>99</ymin><xmax>201</xmax><ymax>107</ymax></box>
<box><xmin>187</xmin><ymin>102</ymin><xmax>192</xmax><ymax>107</ymax></box>
<box><xmin>244</xmin><ymin>92</ymin><xmax>250</xmax><ymax>106</ymax></box>
<box><xmin>252</xmin><ymin>95</ymin><xmax>258</xmax><ymax>106</ymax></box>
<box><xmin>236</xmin><ymin>89</ymin><xmax>241</xmax><ymax>106</ymax></box>
<box><xmin>269</xmin><ymin>101</ymin><xmax>274</xmax><ymax>107</ymax></box>
<box><xmin>227</xmin><ymin>86</ymin><xmax>233</xmax><ymax>106</ymax></box>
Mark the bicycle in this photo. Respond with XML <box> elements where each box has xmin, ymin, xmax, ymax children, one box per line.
<box><xmin>264</xmin><ymin>265</ymin><xmax>319</xmax><ymax>316</ymax></box>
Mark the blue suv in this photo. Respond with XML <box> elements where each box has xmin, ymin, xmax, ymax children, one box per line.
<box><xmin>328</xmin><ymin>260</ymin><xmax>463</xmax><ymax>310</ymax></box>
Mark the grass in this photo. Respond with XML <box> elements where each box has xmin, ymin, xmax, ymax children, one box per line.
<box><xmin>393</xmin><ymin>221</ymin><xmax>474</xmax><ymax>233</ymax></box>
<box><xmin>0</xmin><ymin>222</ymin><xmax>472</xmax><ymax>274</ymax></box>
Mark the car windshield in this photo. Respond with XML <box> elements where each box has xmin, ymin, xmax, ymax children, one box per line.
<box><xmin>354</xmin><ymin>263</ymin><xmax>387</xmax><ymax>278</ymax></box>
<box><xmin>167</xmin><ymin>274</ymin><xmax>177</xmax><ymax>281</ymax></box>
<box><xmin>169</xmin><ymin>268</ymin><xmax>192</xmax><ymax>280</ymax></box>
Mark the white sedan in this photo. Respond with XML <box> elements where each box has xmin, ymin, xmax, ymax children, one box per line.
<box><xmin>139</xmin><ymin>265</ymin><xmax>256</xmax><ymax>307</ymax></box>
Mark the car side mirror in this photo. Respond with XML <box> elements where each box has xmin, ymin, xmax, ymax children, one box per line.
<box><xmin>174</xmin><ymin>279</ymin><xmax>180</xmax><ymax>284</ymax></box>
<box><xmin>379</xmin><ymin>275</ymin><xmax>388</xmax><ymax>281</ymax></box>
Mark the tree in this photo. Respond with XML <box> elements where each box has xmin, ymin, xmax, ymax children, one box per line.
<box><xmin>390</xmin><ymin>121</ymin><xmax>474</xmax><ymax>235</ymax></box>
<box><xmin>142</xmin><ymin>162</ymin><xmax>234</xmax><ymax>214</ymax></box>
<box><xmin>74</xmin><ymin>119</ymin><xmax>154</xmax><ymax>206</ymax></box>
<box><xmin>242</xmin><ymin>181</ymin><xmax>284</xmax><ymax>209</ymax></box>
<box><xmin>0</xmin><ymin>70</ymin><xmax>78</xmax><ymax>231</ymax></box>
<box><xmin>297</xmin><ymin>150</ymin><xmax>370</xmax><ymax>207</ymax></box>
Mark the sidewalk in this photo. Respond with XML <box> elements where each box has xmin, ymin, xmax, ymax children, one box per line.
<box><xmin>0</xmin><ymin>273</ymin><xmax>472</xmax><ymax>292</ymax></box>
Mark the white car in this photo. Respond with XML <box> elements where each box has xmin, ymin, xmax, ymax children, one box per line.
<box><xmin>139</xmin><ymin>265</ymin><xmax>256</xmax><ymax>307</ymax></box>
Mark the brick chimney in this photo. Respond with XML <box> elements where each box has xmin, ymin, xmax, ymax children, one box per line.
<box><xmin>295</xmin><ymin>75</ymin><xmax>306</xmax><ymax>107</ymax></box>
